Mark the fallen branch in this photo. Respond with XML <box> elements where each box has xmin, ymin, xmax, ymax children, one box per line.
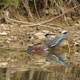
<box><xmin>4</xmin><ymin>4</ymin><xmax>80</xmax><ymax>27</ymax></box>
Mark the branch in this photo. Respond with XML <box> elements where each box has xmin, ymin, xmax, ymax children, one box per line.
<box><xmin>4</xmin><ymin>4</ymin><xmax>80</xmax><ymax>27</ymax></box>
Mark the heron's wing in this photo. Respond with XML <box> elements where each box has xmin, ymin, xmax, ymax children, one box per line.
<box><xmin>27</xmin><ymin>46</ymin><xmax>33</xmax><ymax>54</ymax></box>
<box><xmin>47</xmin><ymin>33</ymin><xmax>68</xmax><ymax>47</ymax></box>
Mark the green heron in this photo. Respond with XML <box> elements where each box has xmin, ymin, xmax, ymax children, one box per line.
<box><xmin>46</xmin><ymin>31</ymin><xmax>69</xmax><ymax>65</ymax></box>
<box><xmin>45</xmin><ymin>31</ymin><xmax>68</xmax><ymax>48</ymax></box>
<box><xmin>27</xmin><ymin>31</ymin><xmax>69</xmax><ymax>66</ymax></box>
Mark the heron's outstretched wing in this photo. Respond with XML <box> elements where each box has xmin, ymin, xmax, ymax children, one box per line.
<box><xmin>47</xmin><ymin>32</ymin><xmax>68</xmax><ymax>48</ymax></box>
<box><xmin>27</xmin><ymin>46</ymin><xmax>33</xmax><ymax>54</ymax></box>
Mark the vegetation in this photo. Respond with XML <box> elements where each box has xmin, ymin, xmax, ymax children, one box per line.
<box><xmin>0</xmin><ymin>0</ymin><xmax>80</xmax><ymax>20</ymax></box>
<box><xmin>0</xmin><ymin>0</ymin><xmax>80</xmax><ymax>80</ymax></box>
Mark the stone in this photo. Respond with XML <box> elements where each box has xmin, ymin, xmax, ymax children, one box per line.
<box><xmin>34</xmin><ymin>32</ymin><xmax>46</xmax><ymax>40</ymax></box>
<box><xmin>0</xmin><ymin>32</ymin><xmax>7</xmax><ymax>36</ymax></box>
<box><xmin>0</xmin><ymin>62</ymin><xmax>8</xmax><ymax>67</ymax></box>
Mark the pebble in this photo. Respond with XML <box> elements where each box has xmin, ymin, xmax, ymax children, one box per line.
<box><xmin>74</xmin><ymin>23</ymin><xmax>79</xmax><ymax>26</ymax></box>
<box><xmin>34</xmin><ymin>32</ymin><xmax>46</xmax><ymax>40</ymax></box>
<box><xmin>0</xmin><ymin>62</ymin><xmax>8</xmax><ymax>67</ymax></box>
<box><xmin>0</xmin><ymin>32</ymin><xmax>7</xmax><ymax>36</ymax></box>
